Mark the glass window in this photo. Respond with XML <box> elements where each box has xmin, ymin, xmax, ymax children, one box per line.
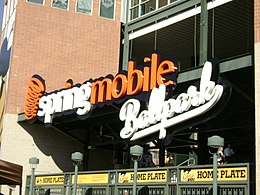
<box><xmin>99</xmin><ymin>0</ymin><xmax>115</xmax><ymax>19</ymax></box>
<box><xmin>27</xmin><ymin>0</ymin><xmax>44</xmax><ymax>4</ymax></box>
<box><xmin>76</xmin><ymin>0</ymin><xmax>92</xmax><ymax>14</ymax></box>
<box><xmin>129</xmin><ymin>0</ymin><xmax>182</xmax><ymax>21</ymax></box>
<box><xmin>52</xmin><ymin>0</ymin><xmax>69</xmax><ymax>10</ymax></box>
<box><xmin>130</xmin><ymin>6</ymin><xmax>139</xmax><ymax>20</ymax></box>
<box><xmin>130</xmin><ymin>0</ymin><xmax>157</xmax><ymax>20</ymax></box>
<box><xmin>131</xmin><ymin>0</ymin><xmax>139</xmax><ymax>7</ymax></box>
<box><xmin>140</xmin><ymin>0</ymin><xmax>155</xmax><ymax>16</ymax></box>
<box><xmin>159</xmin><ymin>0</ymin><xmax>168</xmax><ymax>8</ymax></box>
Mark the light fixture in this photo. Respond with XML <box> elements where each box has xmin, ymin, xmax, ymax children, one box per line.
<box><xmin>29</xmin><ymin>157</ymin><xmax>39</xmax><ymax>195</ymax></box>
<box><xmin>208</xmin><ymin>135</ymin><xmax>224</xmax><ymax>195</ymax></box>
<box><xmin>71</xmin><ymin>152</ymin><xmax>83</xmax><ymax>165</ymax></box>
<box><xmin>208</xmin><ymin>135</ymin><xmax>224</xmax><ymax>149</ymax></box>
<box><xmin>130</xmin><ymin>145</ymin><xmax>143</xmax><ymax>159</ymax></box>
<box><xmin>71</xmin><ymin>152</ymin><xmax>83</xmax><ymax>195</ymax></box>
<box><xmin>130</xmin><ymin>145</ymin><xmax>143</xmax><ymax>195</ymax></box>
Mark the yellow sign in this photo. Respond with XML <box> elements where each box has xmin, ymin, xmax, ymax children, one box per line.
<box><xmin>181</xmin><ymin>167</ymin><xmax>248</xmax><ymax>182</ymax></box>
<box><xmin>72</xmin><ymin>173</ymin><xmax>109</xmax><ymax>184</ymax></box>
<box><xmin>118</xmin><ymin>170</ymin><xmax>167</xmax><ymax>183</ymax></box>
<box><xmin>35</xmin><ymin>175</ymin><xmax>64</xmax><ymax>185</ymax></box>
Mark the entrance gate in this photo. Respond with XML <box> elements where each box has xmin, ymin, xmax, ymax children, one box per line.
<box><xmin>25</xmin><ymin>163</ymin><xmax>250</xmax><ymax>195</ymax></box>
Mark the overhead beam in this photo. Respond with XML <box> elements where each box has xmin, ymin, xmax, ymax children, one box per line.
<box><xmin>124</xmin><ymin>0</ymin><xmax>232</xmax><ymax>40</ymax></box>
<box><xmin>177</xmin><ymin>54</ymin><xmax>252</xmax><ymax>83</ymax></box>
<box><xmin>126</xmin><ymin>0</ymin><xmax>201</xmax><ymax>32</ymax></box>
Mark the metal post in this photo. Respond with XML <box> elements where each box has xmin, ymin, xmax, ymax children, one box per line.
<box><xmin>132</xmin><ymin>159</ymin><xmax>138</xmax><ymax>195</ymax></box>
<box><xmin>130</xmin><ymin>145</ymin><xmax>143</xmax><ymax>195</ymax></box>
<box><xmin>72</xmin><ymin>164</ymin><xmax>79</xmax><ymax>195</ymax></box>
<box><xmin>28</xmin><ymin>157</ymin><xmax>39</xmax><ymax>195</ymax></box>
<box><xmin>29</xmin><ymin>168</ymin><xmax>35</xmax><ymax>195</ymax></box>
<box><xmin>199</xmin><ymin>0</ymin><xmax>208</xmax><ymax>66</ymax></box>
<box><xmin>213</xmin><ymin>153</ymin><xmax>218</xmax><ymax>195</ymax></box>
<box><xmin>122</xmin><ymin>0</ymin><xmax>130</xmax><ymax>70</ymax></box>
<box><xmin>159</xmin><ymin>141</ymin><xmax>165</xmax><ymax>167</ymax></box>
<box><xmin>71</xmin><ymin>152</ymin><xmax>83</xmax><ymax>195</ymax></box>
<box><xmin>208</xmin><ymin>136</ymin><xmax>223</xmax><ymax>195</ymax></box>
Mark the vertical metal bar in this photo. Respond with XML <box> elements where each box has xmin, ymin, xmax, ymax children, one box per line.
<box><xmin>159</xmin><ymin>141</ymin><xmax>165</xmax><ymax>167</ymax></box>
<box><xmin>138</xmin><ymin>0</ymin><xmax>141</xmax><ymax>17</ymax></box>
<box><xmin>176</xmin><ymin>167</ymin><xmax>180</xmax><ymax>195</ymax></box>
<box><xmin>132</xmin><ymin>160</ymin><xmax>138</xmax><ymax>195</ymax></box>
<box><xmin>72</xmin><ymin>165</ymin><xmax>79</xmax><ymax>195</ymax></box>
<box><xmin>19</xmin><ymin>185</ymin><xmax>22</xmax><ymax>195</ymax></box>
<box><xmin>213</xmin><ymin>153</ymin><xmax>218</xmax><ymax>195</ymax></box>
<box><xmin>29</xmin><ymin>168</ymin><xmax>35</xmax><ymax>195</ymax></box>
<box><xmin>83</xmin><ymin>128</ymin><xmax>90</xmax><ymax>170</ymax></box>
<box><xmin>199</xmin><ymin>0</ymin><xmax>208</xmax><ymax>66</ymax></box>
<box><xmin>154</xmin><ymin>23</ymin><xmax>157</xmax><ymax>50</ymax></box>
<box><xmin>122</xmin><ymin>0</ymin><xmax>130</xmax><ymax>70</ymax></box>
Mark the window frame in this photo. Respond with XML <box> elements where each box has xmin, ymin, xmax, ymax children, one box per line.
<box><xmin>26</xmin><ymin>0</ymin><xmax>45</xmax><ymax>5</ymax></box>
<box><xmin>129</xmin><ymin>0</ymin><xmax>180</xmax><ymax>21</ymax></box>
<box><xmin>75</xmin><ymin>0</ymin><xmax>93</xmax><ymax>15</ymax></box>
<box><xmin>99</xmin><ymin>0</ymin><xmax>116</xmax><ymax>20</ymax></box>
<box><xmin>51</xmin><ymin>0</ymin><xmax>70</xmax><ymax>11</ymax></box>
<box><xmin>129</xmin><ymin>0</ymin><xmax>153</xmax><ymax>20</ymax></box>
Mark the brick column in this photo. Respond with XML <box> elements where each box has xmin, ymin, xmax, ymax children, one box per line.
<box><xmin>255</xmin><ymin>0</ymin><xmax>260</xmax><ymax>194</ymax></box>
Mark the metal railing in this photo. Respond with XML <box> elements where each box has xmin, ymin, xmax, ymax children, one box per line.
<box><xmin>25</xmin><ymin>163</ymin><xmax>250</xmax><ymax>195</ymax></box>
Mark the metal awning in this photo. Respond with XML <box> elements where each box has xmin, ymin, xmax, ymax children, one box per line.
<box><xmin>0</xmin><ymin>159</ymin><xmax>23</xmax><ymax>185</ymax></box>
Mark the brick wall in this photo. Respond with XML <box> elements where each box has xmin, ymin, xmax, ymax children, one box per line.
<box><xmin>5</xmin><ymin>0</ymin><xmax>121</xmax><ymax>114</ymax></box>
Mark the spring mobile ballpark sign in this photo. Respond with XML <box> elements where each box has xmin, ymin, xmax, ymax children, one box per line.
<box><xmin>180</xmin><ymin>167</ymin><xmax>248</xmax><ymax>182</ymax></box>
<box><xmin>24</xmin><ymin>53</ymin><xmax>230</xmax><ymax>141</ymax></box>
<box><xmin>24</xmin><ymin>53</ymin><xmax>177</xmax><ymax>124</ymax></box>
<box><xmin>119</xmin><ymin>59</ymin><xmax>226</xmax><ymax>140</ymax></box>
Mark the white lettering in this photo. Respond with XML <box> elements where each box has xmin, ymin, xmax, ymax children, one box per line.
<box><xmin>119</xmin><ymin>99</ymin><xmax>140</xmax><ymax>139</ymax></box>
<box><xmin>37</xmin><ymin>82</ymin><xmax>92</xmax><ymax>123</ymax></box>
<box><xmin>119</xmin><ymin>61</ymin><xmax>224</xmax><ymax>140</ymax></box>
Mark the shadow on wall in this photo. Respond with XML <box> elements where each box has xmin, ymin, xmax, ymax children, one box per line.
<box><xmin>0</xmin><ymin>38</ymin><xmax>11</xmax><ymax>77</ymax></box>
<box><xmin>0</xmin><ymin>38</ymin><xmax>11</xmax><ymax>98</ymax></box>
<box><xmin>19</xmin><ymin>122</ymin><xmax>84</xmax><ymax>172</ymax></box>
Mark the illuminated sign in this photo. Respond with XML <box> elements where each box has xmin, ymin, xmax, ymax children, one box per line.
<box><xmin>180</xmin><ymin>167</ymin><xmax>248</xmax><ymax>182</ymax></box>
<box><xmin>24</xmin><ymin>53</ymin><xmax>177</xmax><ymax>123</ymax></box>
<box><xmin>35</xmin><ymin>175</ymin><xmax>64</xmax><ymax>185</ymax></box>
<box><xmin>90</xmin><ymin>53</ymin><xmax>176</xmax><ymax>104</ymax></box>
<box><xmin>73</xmin><ymin>173</ymin><xmax>109</xmax><ymax>184</ymax></box>
<box><xmin>118</xmin><ymin>170</ymin><xmax>167</xmax><ymax>183</ymax></box>
<box><xmin>25</xmin><ymin>76</ymin><xmax>46</xmax><ymax>120</ymax></box>
<box><xmin>120</xmin><ymin>61</ymin><xmax>224</xmax><ymax>140</ymax></box>
<box><xmin>24</xmin><ymin>53</ymin><xmax>229</xmax><ymax>141</ymax></box>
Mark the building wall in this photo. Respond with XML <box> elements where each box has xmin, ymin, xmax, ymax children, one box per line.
<box><xmin>0</xmin><ymin>75</ymin><xmax>7</xmax><ymax>141</ymax></box>
<box><xmin>0</xmin><ymin>0</ymin><xmax>122</xmax><ymax>194</ymax></box>
<box><xmin>1</xmin><ymin>114</ymin><xmax>84</xmax><ymax>195</ymax></box>
<box><xmin>6</xmin><ymin>0</ymin><xmax>122</xmax><ymax>114</ymax></box>
<box><xmin>255</xmin><ymin>0</ymin><xmax>260</xmax><ymax>194</ymax></box>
